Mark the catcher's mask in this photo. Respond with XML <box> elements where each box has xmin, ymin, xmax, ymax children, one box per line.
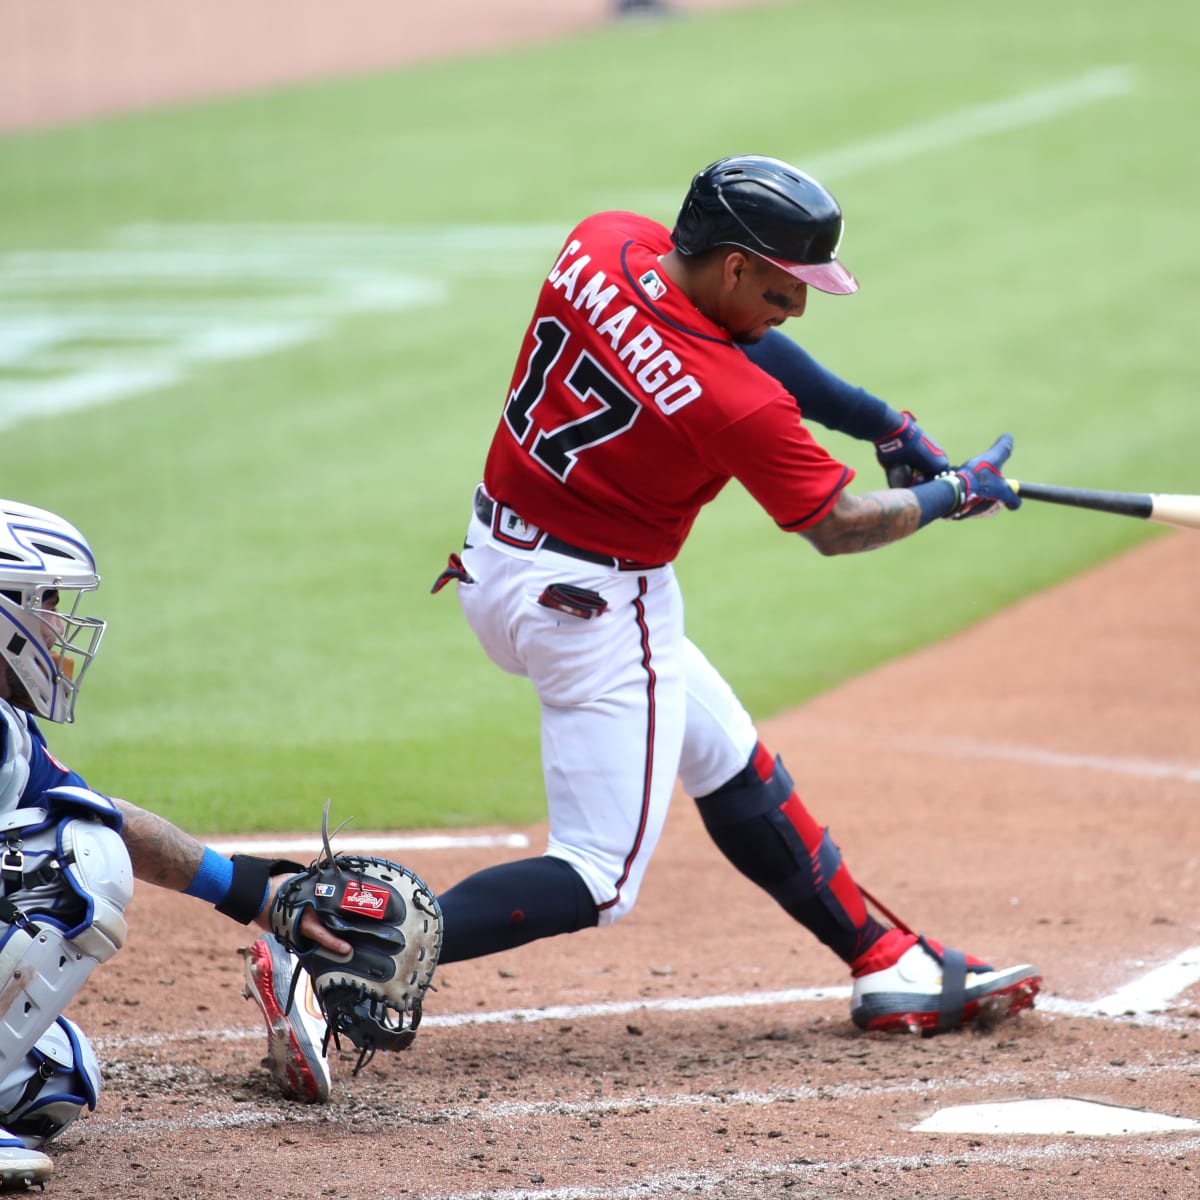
<box><xmin>0</xmin><ymin>500</ymin><xmax>105</xmax><ymax>723</ymax></box>
<box><xmin>671</xmin><ymin>154</ymin><xmax>858</xmax><ymax>295</ymax></box>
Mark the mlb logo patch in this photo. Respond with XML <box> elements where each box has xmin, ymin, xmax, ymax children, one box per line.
<box><xmin>315</xmin><ymin>883</ymin><xmax>336</xmax><ymax>898</ymax></box>
<box><xmin>504</xmin><ymin>512</ymin><xmax>532</xmax><ymax>539</ymax></box>
<box><xmin>639</xmin><ymin>269</ymin><xmax>667</xmax><ymax>300</ymax></box>
<box><xmin>340</xmin><ymin>878</ymin><xmax>390</xmax><ymax>919</ymax></box>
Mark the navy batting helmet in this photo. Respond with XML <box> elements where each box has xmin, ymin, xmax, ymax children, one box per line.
<box><xmin>671</xmin><ymin>155</ymin><xmax>857</xmax><ymax>295</ymax></box>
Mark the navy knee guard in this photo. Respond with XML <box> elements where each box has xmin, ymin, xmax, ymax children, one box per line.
<box><xmin>695</xmin><ymin>744</ymin><xmax>884</xmax><ymax>963</ymax></box>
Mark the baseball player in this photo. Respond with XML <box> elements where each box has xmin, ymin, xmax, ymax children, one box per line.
<box><xmin>0</xmin><ymin>499</ymin><xmax>345</xmax><ymax>1186</ymax></box>
<box><xmin>429</xmin><ymin>155</ymin><xmax>1039</xmax><ymax>1025</ymax></box>
<box><xmin>248</xmin><ymin>155</ymin><xmax>1041</xmax><ymax>1105</ymax></box>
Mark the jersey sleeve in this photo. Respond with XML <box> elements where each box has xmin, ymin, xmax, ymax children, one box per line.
<box><xmin>701</xmin><ymin>396</ymin><xmax>855</xmax><ymax>532</ymax></box>
<box><xmin>741</xmin><ymin>329</ymin><xmax>902</xmax><ymax>440</ymax></box>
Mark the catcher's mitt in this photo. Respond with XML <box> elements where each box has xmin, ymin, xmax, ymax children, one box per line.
<box><xmin>269</xmin><ymin>805</ymin><xmax>443</xmax><ymax>1073</ymax></box>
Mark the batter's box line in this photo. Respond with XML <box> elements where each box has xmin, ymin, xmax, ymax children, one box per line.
<box><xmin>76</xmin><ymin>1059</ymin><xmax>1200</xmax><ymax>1136</ymax></box>
<box><xmin>205</xmin><ymin>831</ymin><xmax>531</xmax><ymax>855</ymax></box>
<box><xmin>93</xmin><ymin>949</ymin><xmax>1200</xmax><ymax>1056</ymax></box>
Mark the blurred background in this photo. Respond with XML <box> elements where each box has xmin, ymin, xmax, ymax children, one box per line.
<box><xmin>0</xmin><ymin>0</ymin><xmax>1194</xmax><ymax>832</ymax></box>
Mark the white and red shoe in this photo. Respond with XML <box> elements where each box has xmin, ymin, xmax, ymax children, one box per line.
<box><xmin>241</xmin><ymin>934</ymin><xmax>331</xmax><ymax>1103</ymax></box>
<box><xmin>851</xmin><ymin>929</ymin><xmax>1040</xmax><ymax>1035</ymax></box>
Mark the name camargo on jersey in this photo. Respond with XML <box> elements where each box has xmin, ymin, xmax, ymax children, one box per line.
<box><xmin>483</xmin><ymin>210</ymin><xmax>852</xmax><ymax>564</ymax></box>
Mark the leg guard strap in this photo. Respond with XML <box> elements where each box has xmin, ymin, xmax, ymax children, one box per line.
<box><xmin>695</xmin><ymin>744</ymin><xmax>885</xmax><ymax>964</ymax></box>
<box><xmin>931</xmin><ymin>940</ymin><xmax>969</xmax><ymax>1033</ymax></box>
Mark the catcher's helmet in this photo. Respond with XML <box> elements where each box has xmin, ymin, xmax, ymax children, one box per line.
<box><xmin>0</xmin><ymin>500</ymin><xmax>104</xmax><ymax>723</ymax></box>
<box><xmin>672</xmin><ymin>154</ymin><xmax>857</xmax><ymax>294</ymax></box>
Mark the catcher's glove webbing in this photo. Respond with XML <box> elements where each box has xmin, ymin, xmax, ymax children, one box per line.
<box><xmin>269</xmin><ymin>807</ymin><xmax>443</xmax><ymax>1074</ymax></box>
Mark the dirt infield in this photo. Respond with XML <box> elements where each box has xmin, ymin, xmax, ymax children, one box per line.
<box><xmin>64</xmin><ymin>529</ymin><xmax>1200</xmax><ymax>1199</ymax></box>
<box><xmin>10</xmin><ymin>3</ymin><xmax>1200</xmax><ymax>1197</ymax></box>
<box><xmin>0</xmin><ymin>0</ymin><xmax>776</xmax><ymax>132</ymax></box>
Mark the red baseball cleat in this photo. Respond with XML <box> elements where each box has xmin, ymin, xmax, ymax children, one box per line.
<box><xmin>850</xmin><ymin>930</ymin><xmax>1041</xmax><ymax>1035</ymax></box>
<box><xmin>241</xmin><ymin>934</ymin><xmax>331</xmax><ymax>1103</ymax></box>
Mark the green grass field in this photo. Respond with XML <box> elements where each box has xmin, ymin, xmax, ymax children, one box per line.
<box><xmin>0</xmin><ymin>0</ymin><xmax>1195</xmax><ymax>834</ymax></box>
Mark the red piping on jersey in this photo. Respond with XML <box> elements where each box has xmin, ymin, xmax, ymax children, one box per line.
<box><xmin>778</xmin><ymin>465</ymin><xmax>853</xmax><ymax>531</ymax></box>
<box><xmin>597</xmin><ymin>577</ymin><xmax>655</xmax><ymax>912</ymax></box>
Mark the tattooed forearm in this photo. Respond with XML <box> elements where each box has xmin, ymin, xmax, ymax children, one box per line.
<box><xmin>801</xmin><ymin>489</ymin><xmax>923</xmax><ymax>556</ymax></box>
<box><xmin>114</xmin><ymin>798</ymin><xmax>207</xmax><ymax>890</ymax></box>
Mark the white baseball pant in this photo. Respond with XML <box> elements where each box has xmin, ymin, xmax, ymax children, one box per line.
<box><xmin>456</xmin><ymin>499</ymin><xmax>757</xmax><ymax>923</ymax></box>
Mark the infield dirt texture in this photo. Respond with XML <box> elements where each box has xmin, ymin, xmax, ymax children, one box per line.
<box><xmin>8</xmin><ymin>2</ymin><xmax>1200</xmax><ymax>1198</ymax></box>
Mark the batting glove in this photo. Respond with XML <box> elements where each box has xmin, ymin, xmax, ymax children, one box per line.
<box><xmin>942</xmin><ymin>433</ymin><xmax>1022</xmax><ymax>519</ymax></box>
<box><xmin>875</xmin><ymin>411</ymin><xmax>950</xmax><ymax>487</ymax></box>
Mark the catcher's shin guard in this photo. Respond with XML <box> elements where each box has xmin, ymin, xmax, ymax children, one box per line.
<box><xmin>0</xmin><ymin>796</ymin><xmax>132</xmax><ymax>1087</ymax></box>
<box><xmin>695</xmin><ymin>743</ymin><xmax>885</xmax><ymax>964</ymax></box>
<box><xmin>0</xmin><ymin>1017</ymin><xmax>101</xmax><ymax>1147</ymax></box>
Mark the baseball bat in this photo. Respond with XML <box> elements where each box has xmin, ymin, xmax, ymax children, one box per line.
<box><xmin>1008</xmin><ymin>480</ymin><xmax>1200</xmax><ymax>532</ymax></box>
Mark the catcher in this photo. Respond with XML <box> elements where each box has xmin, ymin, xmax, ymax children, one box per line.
<box><xmin>0</xmin><ymin>497</ymin><xmax>443</xmax><ymax>1187</ymax></box>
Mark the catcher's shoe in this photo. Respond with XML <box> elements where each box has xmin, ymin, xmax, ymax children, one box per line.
<box><xmin>850</xmin><ymin>930</ymin><xmax>1041</xmax><ymax>1036</ymax></box>
<box><xmin>0</xmin><ymin>1131</ymin><xmax>52</xmax><ymax>1189</ymax></box>
<box><xmin>241</xmin><ymin>934</ymin><xmax>331</xmax><ymax>1104</ymax></box>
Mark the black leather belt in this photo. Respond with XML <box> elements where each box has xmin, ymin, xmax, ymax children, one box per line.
<box><xmin>472</xmin><ymin>489</ymin><xmax>662</xmax><ymax>571</ymax></box>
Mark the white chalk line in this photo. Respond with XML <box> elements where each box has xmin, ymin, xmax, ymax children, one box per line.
<box><xmin>206</xmin><ymin>831</ymin><xmax>530</xmax><ymax>855</ymax></box>
<box><xmin>416</xmin><ymin>1135</ymin><xmax>1200</xmax><ymax>1200</ymax></box>
<box><xmin>94</xmin><ymin>944</ymin><xmax>1200</xmax><ymax>1057</ymax></box>
<box><xmin>201</xmin><ymin>722</ymin><xmax>1200</xmax><ymax>864</ymax></box>
<box><xmin>81</xmin><ymin>954</ymin><xmax>1200</xmax><ymax>1191</ymax></box>
<box><xmin>800</xmin><ymin>65</ymin><xmax>1135</xmax><ymax>182</ymax></box>
<box><xmin>797</xmin><ymin>721</ymin><xmax>1200</xmax><ymax>785</ymax></box>
<box><xmin>75</xmin><ymin>1075</ymin><xmax>1200</xmax><ymax>1200</ymax></box>
<box><xmin>81</xmin><ymin>1055</ymin><xmax>1199</xmax><ymax>1135</ymax></box>
<box><xmin>1080</xmin><ymin>945</ymin><xmax>1200</xmax><ymax>1016</ymax></box>
<box><xmin>425</xmin><ymin>1135</ymin><xmax>1200</xmax><ymax>1200</ymax></box>
<box><xmin>0</xmin><ymin>68</ymin><xmax>1138</xmax><ymax>434</ymax></box>
<box><xmin>898</xmin><ymin>733</ymin><xmax>1200</xmax><ymax>784</ymax></box>
<box><xmin>631</xmin><ymin>65</ymin><xmax>1136</xmax><ymax>210</ymax></box>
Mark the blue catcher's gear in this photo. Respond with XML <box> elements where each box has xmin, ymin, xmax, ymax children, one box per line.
<box><xmin>0</xmin><ymin>786</ymin><xmax>131</xmax><ymax>1099</ymax></box>
<box><xmin>0</xmin><ymin>1017</ymin><xmax>101</xmax><ymax>1148</ymax></box>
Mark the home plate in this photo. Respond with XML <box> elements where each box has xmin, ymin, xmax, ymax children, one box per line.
<box><xmin>914</xmin><ymin>1099</ymin><xmax>1200</xmax><ymax>1136</ymax></box>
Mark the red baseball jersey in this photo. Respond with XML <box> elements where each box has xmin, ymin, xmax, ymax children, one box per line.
<box><xmin>483</xmin><ymin>211</ymin><xmax>853</xmax><ymax>563</ymax></box>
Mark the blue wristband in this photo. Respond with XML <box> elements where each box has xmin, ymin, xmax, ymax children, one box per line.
<box><xmin>913</xmin><ymin>475</ymin><xmax>962</xmax><ymax>528</ymax></box>
<box><xmin>184</xmin><ymin>846</ymin><xmax>235</xmax><ymax>905</ymax></box>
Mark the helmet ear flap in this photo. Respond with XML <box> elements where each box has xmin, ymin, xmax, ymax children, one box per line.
<box><xmin>671</xmin><ymin>165</ymin><xmax>729</xmax><ymax>256</ymax></box>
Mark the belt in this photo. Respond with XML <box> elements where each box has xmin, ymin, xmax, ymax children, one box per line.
<box><xmin>472</xmin><ymin>489</ymin><xmax>662</xmax><ymax>571</ymax></box>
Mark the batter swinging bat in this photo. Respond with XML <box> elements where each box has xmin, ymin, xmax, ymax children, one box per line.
<box><xmin>1008</xmin><ymin>480</ymin><xmax>1200</xmax><ymax>532</ymax></box>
